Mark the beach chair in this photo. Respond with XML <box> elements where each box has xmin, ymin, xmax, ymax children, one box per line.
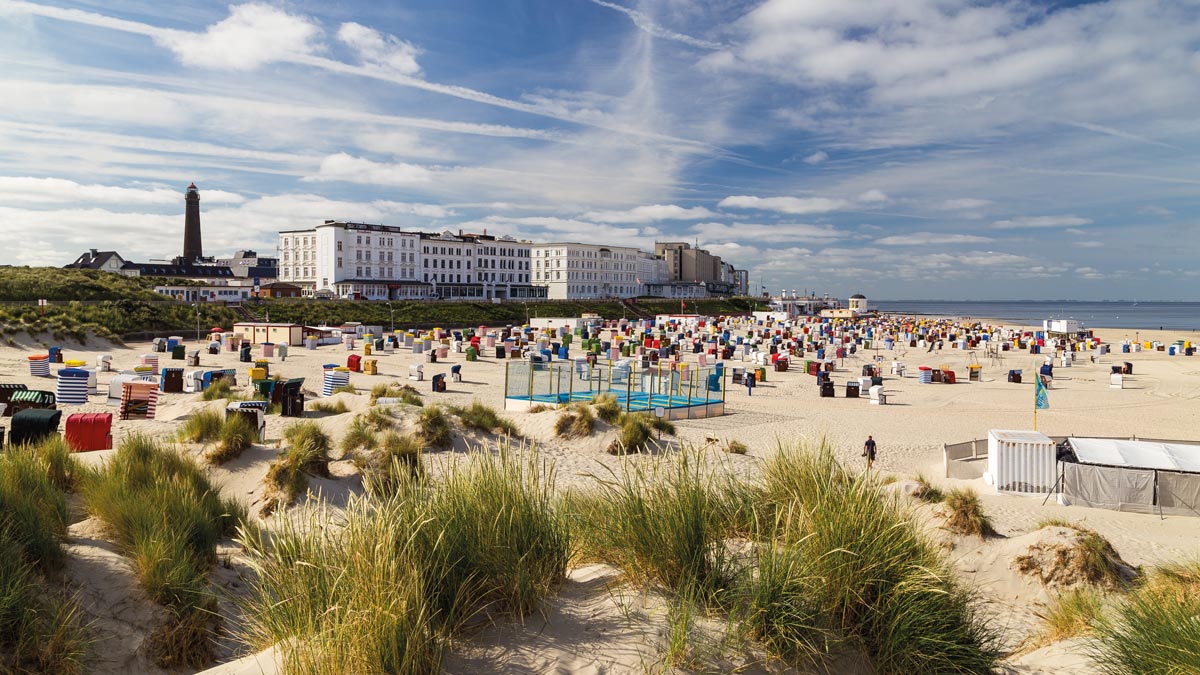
<box><xmin>869</xmin><ymin>385</ymin><xmax>887</xmax><ymax>405</ymax></box>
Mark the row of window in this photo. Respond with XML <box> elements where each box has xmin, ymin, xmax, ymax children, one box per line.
<box><xmin>422</xmin><ymin>273</ymin><xmax>531</xmax><ymax>284</ymax></box>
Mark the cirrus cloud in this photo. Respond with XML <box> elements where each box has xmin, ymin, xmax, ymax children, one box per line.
<box><xmin>990</xmin><ymin>215</ymin><xmax>1092</xmax><ymax>229</ymax></box>
<box><xmin>718</xmin><ymin>195</ymin><xmax>851</xmax><ymax>214</ymax></box>
<box><xmin>580</xmin><ymin>204</ymin><xmax>715</xmax><ymax>223</ymax></box>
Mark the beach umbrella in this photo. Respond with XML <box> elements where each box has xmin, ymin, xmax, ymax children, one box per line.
<box><xmin>210</xmin><ymin>327</ymin><xmax>224</xmax><ymax>333</ymax></box>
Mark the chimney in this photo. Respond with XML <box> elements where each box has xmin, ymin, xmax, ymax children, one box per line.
<box><xmin>89</xmin><ymin>248</ymin><xmax>98</xmax><ymax>258</ymax></box>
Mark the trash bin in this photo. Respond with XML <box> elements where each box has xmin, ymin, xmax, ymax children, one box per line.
<box><xmin>278</xmin><ymin>343</ymin><xmax>288</xmax><ymax>361</ymax></box>
<box><xmin>262</xmin><ymin>342</ymin><xmax>275</xmax><ymax>358</ymax></box>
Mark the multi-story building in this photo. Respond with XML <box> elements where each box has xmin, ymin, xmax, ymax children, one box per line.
<box><xmin>733</xmin><ymin>269</ymin><xmax>750</xmax><ymax>296</ymax></box>
<box><xmin>653</xmin><ymin>241</ymin><xmax>748</xmax><ymax>296</ymax></box>
<box><xmin>278</xmin><ymin>222</ymin><xmax>544</xmax><ymax>301</ymax></box>
<box><xmin>531</xmin><ymin>243</ymin><xmax>641</xmax><ymax>299</ymax></box>
<box><xmin>635</xmin><ymin>250</ymin><xmax>668</xmax><ymax>296</ymax></box>
<box><xmin>279</xmin><ymin>221</ymin><xmax>424</xmax><ymax>300</ymax></box>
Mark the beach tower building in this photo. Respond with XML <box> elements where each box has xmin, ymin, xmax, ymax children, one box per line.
<box><xmin>183</xmin><ymin>182</ymin><xmax>203</xmax><ymax>261</ymax></box>
<box><xmin>849</xmin><ymin>293</ymin><xmax>869</xmax><ymax>314</ymax></box>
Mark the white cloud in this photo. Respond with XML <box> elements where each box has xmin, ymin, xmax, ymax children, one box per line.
<box><xmin>857</xmin><ymin>189</ymin><xmax>889</xmax><ymax>203</ymax></box>
<box><xmin>803</xmin><ymin>150</ymin><xmax>828</xmax><ymax>165</ymax></box>
<box><xmin>1075</xmin><ymin>266</ymin><xmax>1104</xmax><ymax>279</ymax></box>
<box><xmin>580</xmin><ymin>204</ymin><xmax>715</xmax><ymax>223</ymax></box>
<box><xmin>154</xmin><ymin>4</ymin><xmax>322</xmax><ymax>70</ymax></box>
<box><xmin>718</xmin><ymin>195</ymin><xmax>851</xmax><ymax>214</ymax></box>
<box><xmin>302</xmin><ymin>153</ymin><xmax>435</xmax><ymax>186</ymax></box>
<box><xmin>937</xmin><ymin>198</ymin><xmax>993</xmax><ymax>210</ymax></box>
<box><xmin>875</xmin><ymin>232</ymin><xmax>993</xmax><ymax>246</ymax></box>
<box><xmin>990</xmin><ymin>215</ymin><xmax>1092</xmax><ymax>229</ymax></box>
<box><xmin>1138</xmin><ymin>205</ymin><xmax>1173</xmax><ymax>217</ymax></box>
<box><xmin>1064</xmin><ymin>228</ymin><xmax>1088</xmax><ymax>235</ymax></box>
<box><xmin>337</xmin><ymin>22</ymin><xmax>421</xmax><ymax>75</ymax></box>
<box><xmin>1074</xmin><ymin>240</ymin><xmax>1104</xmax><ymax>248</ymax></box>
<box><xmin>690</xmin><ymin>221</ymin><xmax>842</xmax><ymax>244</ymax></box>
<box><xmin>355</xmin><ymin>131</ymin><xmax>451</xmax><ymax>160</ymax></box>
<box><xmin>586</xmin><ymin>0</ymin><xmax>723</xmax><ymax>50</ymax></box>
<box><xmin>0</xmin><ymin>176</ymin><xmax>245</xmax><ymax>205</ymax></box>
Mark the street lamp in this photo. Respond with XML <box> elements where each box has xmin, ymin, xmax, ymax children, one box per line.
<box><xmin>193</xmin><ymin>303</ymin><xmax>200</xmax><ymax>343</ymax></box>
<box><xmin>387</xmin><ymin>301</ymin><xmax>394</xmax><ymax>332</ymax></box>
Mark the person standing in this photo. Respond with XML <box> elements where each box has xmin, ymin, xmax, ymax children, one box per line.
<box><xmin>862</xmin><ymin>435</ymin><xmax>877</xmax><ymax>470</ymax></box>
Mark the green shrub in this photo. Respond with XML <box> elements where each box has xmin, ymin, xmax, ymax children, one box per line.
<box><xmin>417</xmin><ymin>407</ymin><xmax>452</xmax><ymax>450</ymax></box>
<box><xmin>23</xmin><ymin>435</ymin><xmax>82</xmax><ymax>493</ymax></box>
<box><xmin>331</xmin><ymin>384</ymin><xmax>357</xmax><ymax>396</ymax></box>
<box><xmin>178</xmin><ymin>408</ymin><xmax>225</xmax><ymax>444</ymax></box>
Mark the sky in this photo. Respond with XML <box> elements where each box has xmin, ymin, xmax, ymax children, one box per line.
<box><xmin>0</xmin><ymin>0</ymin><xmax>1197</xmax><ymax>300</ymax></box>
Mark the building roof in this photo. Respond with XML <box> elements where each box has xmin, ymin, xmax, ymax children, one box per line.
<box><xmin>1069</xmin><ymin>437</ymin><xmax>1200</xmax><ymax>473</ymax></box>
<box><xmin>64</xmin><ymin>250</ymin><xmax>124</xmax><ymax>270</ymax></box>
<box><xmin>122</xmin><ymin>262</ymin><xmax>234</xmax><ymax>278</ymax></box>
<box><xmin>851</xmin><ymin>293</ymin><xmax>867</xmax><ymax>299</ymax></box>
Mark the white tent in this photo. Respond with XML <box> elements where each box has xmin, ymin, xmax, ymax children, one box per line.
<box><xmin>1068</xmin><ymin>438</ymin><xmax>1200</xmax><ymax>473</ymax></box>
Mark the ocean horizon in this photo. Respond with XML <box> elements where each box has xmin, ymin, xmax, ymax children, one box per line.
<box><xmin>871</xmin><ymin>300</ymin><xmax>1200</xmax><ymax>332</ymax></box>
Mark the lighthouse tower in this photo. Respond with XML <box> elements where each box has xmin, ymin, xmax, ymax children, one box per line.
<box><xmin>183</xmin><ymin>182</ymin><xmax>203</xmax><ymax>261</ymax></box>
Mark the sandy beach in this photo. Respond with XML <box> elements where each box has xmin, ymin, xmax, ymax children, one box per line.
<box><xmin>3</xmin><ymin>320</ymin><xmax>1198</xmax><ymax>674</ymax></box>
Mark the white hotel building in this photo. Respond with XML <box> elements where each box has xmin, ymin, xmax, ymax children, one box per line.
<box><xmin>278</xmin><ymin>221</ymin><xmax>545</xmax><ymax>301</ymax></box>
<box><xmin>532</xmin><ymin>243</ymin><xmax>649</xmax><ymax>300</ymax></box>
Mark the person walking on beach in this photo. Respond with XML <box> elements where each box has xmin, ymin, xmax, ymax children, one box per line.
<box><xmin>862</xmin><ymin>435</ymin><xmax>877</xmax><ymax>470</ymax></box>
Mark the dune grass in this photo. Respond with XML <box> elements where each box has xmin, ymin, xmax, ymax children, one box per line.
<box><xmin>607</xmin><ymin>413</ymin><xmax>668</xmax><ymax>455</ymax></box>
<box><xmin>591</xmin><ymin>393</ymin><xmax>623</xmax><ymax>424</ymax></box>
<box><xmin>308</xmin><ymin>400</ymin><xmax>349</xmax><ymax>415</ymax></box>
<box><xmin>754</xmin><ymin>442</ymin><xmax>1000</xmax><ymax>674</ymax></box>
<box><xmin>0</xmin><ymin>449</ymin><xmax>90</xmax><ymax>675</ymax></box>
<box><xmin>264</xmin><ymin>422</ymin><xmax>333</xmax><ymax>513</ymax></box>
<box><xmin>205</xmin><ymin>413</ymin><xmax>260</xmax><ymax>465</ymax></box>
<box><xmin>331</xmin><ymin>384</ymin><xmax>358</xmax><ymax>396</ymax></box>
<box><xmin>1017</xmin><ymin>523</ymin><xmax>1135</xmax><ymax>590</ymax></box>
<box><xmin>362</xmin><ymin>405</ymin><xmax>396</xmax><ymax>431</ymax></box>
<box><xmin>722</xmin><ymin>439</ymin><xmax>749</xmax><ymax>455</ymax></box>
<box><xmin>451</xmin><ymin>400</ymin><xmax>520</xmax><ymax>437</ymax></box>
<box><xmin>362</xmin><ymin>432</ymin><xmax>424</xmax><ymax>498</ymax></box>
<box><xmin>83</xmin><ymin>434</ymin><xmax>245</xmax><ymax>668</ymax></box>
<box><xmin>23</xmin><ymin>435</ymin><xmax>82</xmax><ymax>493</ymax></box>
<box><xmin>178</xmin><ymin>408</ymin><xmax>225</xmax><ymax>444</ymax></box>
<box><xmin>554</xmin><ymin>405</ymin><xmax>595</xmax><ymax>439</ymax></box>
<box><xmin>1087</xmin><ymin>560</ymin><xmax>1200</xmax><ymax>675</ymax></box>
<box><xmin>570</xmin><ymin>451</ymin><xmax>745</xmax><ymax>601</ymax></box>
<box><xmin>370</xmin><ymin>383</ymin><xmax>423</xmax><ymax>407</ymax></box>
<box><xmin>417</xmin><ymin>406</ymin><xmax>453</xmax><ymax>450</ymax></box>
<box><xmin>239</xmin><ymin>448</ymin><xmax>569</xmax><ymax>673</ymax></box>
<box><xmin>942</xmin><ymin>487</ymin><xmax>995</xmax><ymax>538</ymax></box>
<box><xmin>201</xmin><ymin>379</ymin><xmax>240</xmax><ymax>402</ymax></box>
<box><xmin>1036</xmin><ymin>588</ymin><xmax>1105</xmax><ymax>646</ymax></box>
<box><xmin>913</xmin><ymin>474</ymin><xmax>945</xmax><ymax>503</ymax></box>
<box><xmin>340</xmin><ymin>417</ymin><xmax>378</xmax><ymax>456</ymax></box>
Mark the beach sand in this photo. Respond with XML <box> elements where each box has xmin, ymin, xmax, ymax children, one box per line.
<box><xmin>3</xmin><ymin>323</ymin><xmax>1198</xmax><ymax>674</ymax></box>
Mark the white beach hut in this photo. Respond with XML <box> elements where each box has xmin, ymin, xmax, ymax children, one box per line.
<box><xmin>984</xmin><ymin>430</ymin><xmax>1056</xmax><ymax>494</ymax></box>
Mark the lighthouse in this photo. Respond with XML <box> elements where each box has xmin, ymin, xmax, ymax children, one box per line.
<box><xmin>183</xmin><ymin>182</ymin><xmax>203</xmax><ymax>261</ymax></box>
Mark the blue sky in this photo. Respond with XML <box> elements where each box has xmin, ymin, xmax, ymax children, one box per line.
<box><xmin>0</xmin><ymin>0</ymin><xmax>1196</xmax><ymax>300</ymax></box>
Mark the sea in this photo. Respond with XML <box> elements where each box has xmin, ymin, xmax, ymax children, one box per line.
<box><xmin>871</xmin><ymin>301</ymin><xmax>1200</xmax><ymax>332</ymax></box>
